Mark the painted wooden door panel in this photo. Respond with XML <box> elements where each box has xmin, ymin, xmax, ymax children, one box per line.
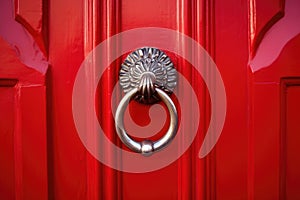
<box><xmin>284</xmin><ymin>81</ymin><xmax>300</xmax><ymax>199</ymax></box>
<box><xmin>249</xmin><ymin>0</ymin><xmax>300</xmax><ymax>197</ymax></box>
<box><xmin>0</xmin><ymin>0</ymin><xmax>300</xmax><ymax>199</ymax></box>
<box><xmin>0</xmin><ymin>0</ymin><xmax>48</xmax><ymax>199</ymax></box>
<box><xmin>0</xmin><ymin>85</ymin><xmax>16</xmax><ymax>200</ymax></box>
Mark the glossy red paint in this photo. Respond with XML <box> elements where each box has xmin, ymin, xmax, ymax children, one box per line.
<box><xmin>0</xmin><ymin>0</ymin><xmax>300</xmax><ymax>199</ymax></box>
<box><xmin>0</xmin><ymin>35</ymin><xmax>48</xmax><ymax>199</ymax></box>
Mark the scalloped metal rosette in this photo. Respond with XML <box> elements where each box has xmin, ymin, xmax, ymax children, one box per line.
<box><xmin>119</xmin><ymin>47</ymin><xmax>177</xmax><ymax>104</ymax></box>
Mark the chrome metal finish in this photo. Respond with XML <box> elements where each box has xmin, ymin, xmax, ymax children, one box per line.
<box><xmin>119</xmin><ymin>47</ymin><xmax>177</xmax><ymax>104</ymax></box>
<box><xmin>115</xmin><ymin>47</ymin><xmax>178</xmax><ymax>155</ymax></box>
<box><xmin>115</xmin><ymin>88</ymin><xmax>178</xmax><ymax>156</ymax></box>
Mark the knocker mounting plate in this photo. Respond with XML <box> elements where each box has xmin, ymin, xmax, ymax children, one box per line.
<box><xmin>119</xmin><ymin>47</ymin><xmax>177</xmax><ymax>104</ymax></box>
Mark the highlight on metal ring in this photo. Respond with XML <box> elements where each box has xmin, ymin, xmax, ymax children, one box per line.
<box><xmin>115</xmin><ymin>87</ymin><xmax>178</xmax><ymax>156</ymax></box>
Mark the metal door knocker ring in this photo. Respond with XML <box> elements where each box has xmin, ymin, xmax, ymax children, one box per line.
<box><xmin>115</xmin><ymin>47</ymin><xmax>178</xmax><ymax>156</ymax></box>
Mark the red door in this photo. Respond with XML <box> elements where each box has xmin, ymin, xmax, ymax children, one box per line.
<box><xmin>1</xmin><ymin>0</ymin><xmax>300</xmax><ymax>199</ymax></box>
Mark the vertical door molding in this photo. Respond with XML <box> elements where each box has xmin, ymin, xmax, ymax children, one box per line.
<box><xmin>83</xmin><ymin>1</ymin><xmax>101</xmax><ymax>199</ymax></box>
<box><xmin>176</xmin><ymin>0</ymin><xmax>216</xmax><ymax>199</ymax></box>
<box><xmin>83</xmin><ymin>0</ymin><xmax>122</xmax><ymax>199</ymax></box>
<box><xmin>199</xmin><ymin>1</ymin><xmax>217</xmax><ymax>199</ymax></box>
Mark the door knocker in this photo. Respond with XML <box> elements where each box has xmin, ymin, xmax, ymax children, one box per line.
<box><xmin>115</xmin><ymin>47</ymin><xmax>178</xmax><ymax>156</ymax></box>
